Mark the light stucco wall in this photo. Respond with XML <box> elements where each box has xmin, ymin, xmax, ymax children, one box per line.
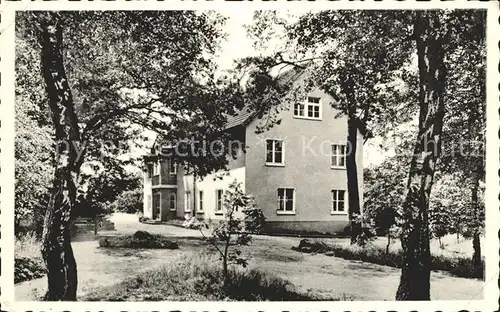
<box><xmin>143</xmin><ymin>171</ymin><xmax>153</xmax><ymax>219</ymax></box>
<box><xmin>178</xmin><ymin>167</ymin><xmax>246</xmax><ymax>221</ymax></box>
<box><xmin>244</xmin><ymin>88</ymin><xmax>364</xmax><ymax>228</ymax></box>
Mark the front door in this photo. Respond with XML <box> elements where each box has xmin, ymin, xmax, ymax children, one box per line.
<box><xmin>153</xmin><ymin>192</ymin><xmax>161</xmax><ymax>221</ymax></box>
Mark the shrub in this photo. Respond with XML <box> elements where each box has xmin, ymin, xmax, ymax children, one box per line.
<box><xmin>98</xmin><ymin>231</ymin><xmax>179</xmax><ymax>249</ymax></box>
<box><xmin>15</xmin><ymin>257</ymin><xmax>46</xmax><ymax>284</ymax></box>
<box><xmin>182</xmin><ymin>216</ymin><xmax>206</xmax><ymax>229</ymax></box>
<box><xmin>82</xmin><ymin>254</ymin><xmax>326</xmax><ymax>301</ymax></box>
<box><xmin>110</xmin><ymin>189</ymin><xmax>143</xmax><ymax>214</ymax></box>
<box><xmin>15</xmin><ymin>231</ymin><xmax>41</xmax><ymax>259</ymax></box>
<box><xmin>292</xmin><ymin>239</ymin><xmax>484</xmax><ymax>280</ymax></box>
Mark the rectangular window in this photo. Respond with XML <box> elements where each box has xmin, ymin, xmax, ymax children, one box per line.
<box><xmin>293</xmin><ymin>103</ymin><xmax>304</xmax><ymax>116</ymax></box>
<box><xmin>169</xmin><ymin>160</ymin><xmax>177</xmax><ymax>175</ymax></box>
<box><xmin>215</xmin><ymin>189</ymin><xmax>224</xmax><ymax>213</ymax></box>
<box><xmin>153</xmin><ymin>161</ymin><xmax>160</xmax><ymax>176</ymax></box>
<box><xmin>331</xmin><ymin>144</ymin><xmax>347</xmax><ymax>168</ymax></box>
<box><xmin>169</xmin><ymin>193</ymin><xmax>177</xmax><ymax>211</ymax></box>
<box><xmin>294</xmin><ymin>96</ymin><xmax>321</xmax><ymax>119</ymax></box>
<box><xmin>185</xmin><ymin>191</ymin><xmax>191</xmax><ymax>212</ymax></box>
<box><xmin>198</xmin><ymin>191</ymin><xmax>204</xmax><ymax>212</ymax></box>
<box><xmin>331</xmin><ymin>190</ymin><xmax>347</xmax><ymax>213</ymax></box>
<box><xmin>147</xmin><ymin>164</ymin><xmax>153</xmax><ymax>178</ymax></box>
<box><xmin>277</xmin><ymin>188</ymin><xmax>295</xmax><ymax>213</ymax></box>
<box><xmin>266</xmin><ymin>139</ymin><xmax>284</xmax><ymax>165</ymax></box>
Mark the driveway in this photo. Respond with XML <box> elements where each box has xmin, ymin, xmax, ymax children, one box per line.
<box><xmin>15</xmin><ymin>213</ymin><xmax>485</xmax><ymax>301</ymax></box>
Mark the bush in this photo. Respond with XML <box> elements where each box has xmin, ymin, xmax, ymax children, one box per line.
<box><xmin>82</xmin><ymin>254</ymin><xmax>327</xmax><ymax>301</ymax></box>
<box><xmin>110</xmin><ymin>189</ymin><xmax>143</xmax><ymax>214</ymax></box>
<box><xmin>98</xmin><ymin>231</ymin><xmax>179</xmax><ymax>249</ymax></box>
<box><xmin>292</xmin><ymin>239</ymin><xmax>484</xmax><ymax>280</ymax></box>
<box><xmin>182</xmin><ymin>216</ymin><xmax>206</xmax><ymax>229</ymax></box>
<box><xmin>15</xmin><ymin>257</ymin><xmax>46</xmax><ymax>284</ymax></box>
<box><xmin>15</xmin><ymin>231</ymin><xmax>41</xmax><ymax>259</ymax></box>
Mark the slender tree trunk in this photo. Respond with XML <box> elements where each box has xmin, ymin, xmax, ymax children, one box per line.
<box><xmin>471</xmin><ymin>173</ymin><xmax>482</xmax><ymax>278</ymax></box>
<box><xmin>223</xmin><ymin>234</ymin><xmax>231</xmax><ymax>288</ymax></box>
<box><xmin>386</xmin><ymin>231</ymin><xmax>391</xmax><ymax>254</ymax></box>
<box><xmin>396</xmin><ymin>11</ymin><xmax>447</xmax><ymax>301</ymax></box>
<box><xmin>94</xmin><ymin>214</ymin><xmax>98</xmax><ymax>235</ymax></box>
<box><xmin>346</xmin><ymin>109</ymin><xmax>362</xmax><ymax>244</ymax></box>
<box><xmin>39</xmin><ymin>12</ymin><xmax>82</xmax><ymax>301</ymax></box>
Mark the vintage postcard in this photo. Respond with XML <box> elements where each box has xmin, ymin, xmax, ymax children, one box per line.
<box><xmin>0</xmin><ymin>0</ymin><xmax>499</xmax><ymax>311</ymax></box>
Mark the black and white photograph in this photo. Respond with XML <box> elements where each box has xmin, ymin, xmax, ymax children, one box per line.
<box><xmin>1</xmin><ymin>1</ymin><xmax>499</xmax><ymax>309</ymax></box>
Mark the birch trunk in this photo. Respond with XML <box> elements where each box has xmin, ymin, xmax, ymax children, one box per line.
<box><xmin>396</xmin><ymin>11</ymin><xmax>447</xmax><ymax>300</ymax></box>
<box><xmin>39</xmin><ymin>12</ymin><xmax>82</xmax><ymax>301</ymax></box>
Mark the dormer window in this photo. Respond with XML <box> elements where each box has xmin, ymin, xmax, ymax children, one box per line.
<box><xmin>294</xmin><ymin>96</ymin><xmax>321</xmax><ymax>120</ymax></box>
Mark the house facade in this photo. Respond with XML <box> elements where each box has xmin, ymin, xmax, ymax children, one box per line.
<box><xmin>143</xmin><ymin>87</ymin><xmax>364</xmax><ymax>235</ymax></box>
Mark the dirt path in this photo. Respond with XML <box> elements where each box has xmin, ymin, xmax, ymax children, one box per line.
<box><xmin>15</xmin><ymin>213</ymin><xmax>484</xmax><ymax>301</ymax></box>
<box><xmin>247</xmin><ymin>235</ymin><xmax>484</xmax><ymax>301</ymax></box>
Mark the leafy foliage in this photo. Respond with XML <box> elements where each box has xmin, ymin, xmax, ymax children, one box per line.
<box><xmin>76</xmin><ymin>169</ymin><xmax>142</xmax><ymax>218</ymax></box>
<box><xmin>109</xmin><ymin>189</ymin><xmax>144</xmax><ymax>214</ymax></box>
<box><xmin>14</xmin><ymin>37</ymin><xmax>54</xmax><ymax>235</ymax></box>
<box><xmin>15</xmin><ymin>257</ymin><xmax>47</xmax><ymax>284</ymax></box>
<box><xmin>200</xmin><ymin>181</ymin><xmax>265</xmax><ymax>287</ymax></box>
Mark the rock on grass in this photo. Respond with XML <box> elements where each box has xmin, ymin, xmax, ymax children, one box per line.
<box><xmin>99</xmin><ymin>231</ymin><xmax>179</xmax><ymax>249</ymax></box>
<box><xmin>291</xmin><ymin>239</ymin><xmax>329</xmax><ymax>253</ymax></box>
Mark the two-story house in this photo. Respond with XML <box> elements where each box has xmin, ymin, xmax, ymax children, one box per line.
<box><xmin>143</xmin><ymin>74</ymin><xmax>364</xmax><ymax>235</ymax></box>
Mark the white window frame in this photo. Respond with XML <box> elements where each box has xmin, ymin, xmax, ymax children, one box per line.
<box><xmin>169</xmin><ymin>193</ymin><xmax>177</xmax><ymax>211</ymax></box>
<box><xmin>197</xmin><ymin>190</ymin><xmax>204</xmax><ymax>213</ymax></box>
<box><xmin>153</xmin><ymin>161</ymin><xmax>160</xmax><ymax>176</ymax></box>
<box><xmin>331</xmin><ymin>189</ymin><xmax>348</xmax><ymax>214</ymax></box>
<box><xmin>169</xmin><ymin>160</ymin><xmax>177</xmax><ymax>175</ymax></box>
<box><xmin>215</xmin><ymin>189</ymin><xmax>224</xmax><ymax>214</ymax></box>
<box><xmin>265</xmin><ymin>139</ymin><xmax>285</xmax><ymax>167</ymax></box>
<box><xmin>331</xmin><ymin>144</ymin><xmax>347</xmax><ymax>169</ymax></box>
<box><xmin>184</xmin><ymin>191</ymin><xmax>192</xmax><ymax>212</ymax></box>
<box><xmin>293</xmin><ymin>96</ymin><xmax>322</xmax><ymax>120</ymax></box>
<box><xmin>277</xmin><ymin>187</ymin><xmax>296</xmax><ymax>215</ymax></box>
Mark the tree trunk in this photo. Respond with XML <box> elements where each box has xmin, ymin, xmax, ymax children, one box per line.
<box><xmin>471</xmin><ymin>173</ymin><xmax>482</xmax><ymax>278</ymax></box>
<box><xmin>386</xmin><ymin>230</ymin><xmax>391</xmax><ymax>254</ymax></box>
<box><xmin>94</xmin><ymin>214</ymin><xmax>98</xmax><ymax>236</ymax></box>
<box><xmin>347</xmin><ymin>113</ymin><xmax>362</xmax><ymax>244</ymax></box>
<box><xmin>39</xmin><ymin>12</ymin><xmax>82</xmax><ymax>301</ymax></box>
<box><xmin>223</xmin><ymin>236</ymin><xmax>230</xmax><ymax>288</ymax></box>
<box><xmin>396</xmin><ymin>11</ymin><xmax>447</xmax><ymax>301</ymax></box>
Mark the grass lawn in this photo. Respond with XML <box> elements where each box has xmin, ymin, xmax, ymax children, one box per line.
<box><xmin>15</xmin><ymin>213</ymin><xmax>485</xmax><ymax>301</ymax></box>
<box><xmin>83</xmin><ymin>253</ymin><xmax>330</xmax><ymax>301</ymax></box>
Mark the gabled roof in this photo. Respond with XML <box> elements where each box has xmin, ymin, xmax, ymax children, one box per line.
<box><xmin>224</xmin><ymin>107</ymin><xmax>255</xmax><ymax>130</ymax></box>
<box><xmin>223</xmin><ymin>64</ymin><xmax>306</xmax><ymax>130</ymax></box>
